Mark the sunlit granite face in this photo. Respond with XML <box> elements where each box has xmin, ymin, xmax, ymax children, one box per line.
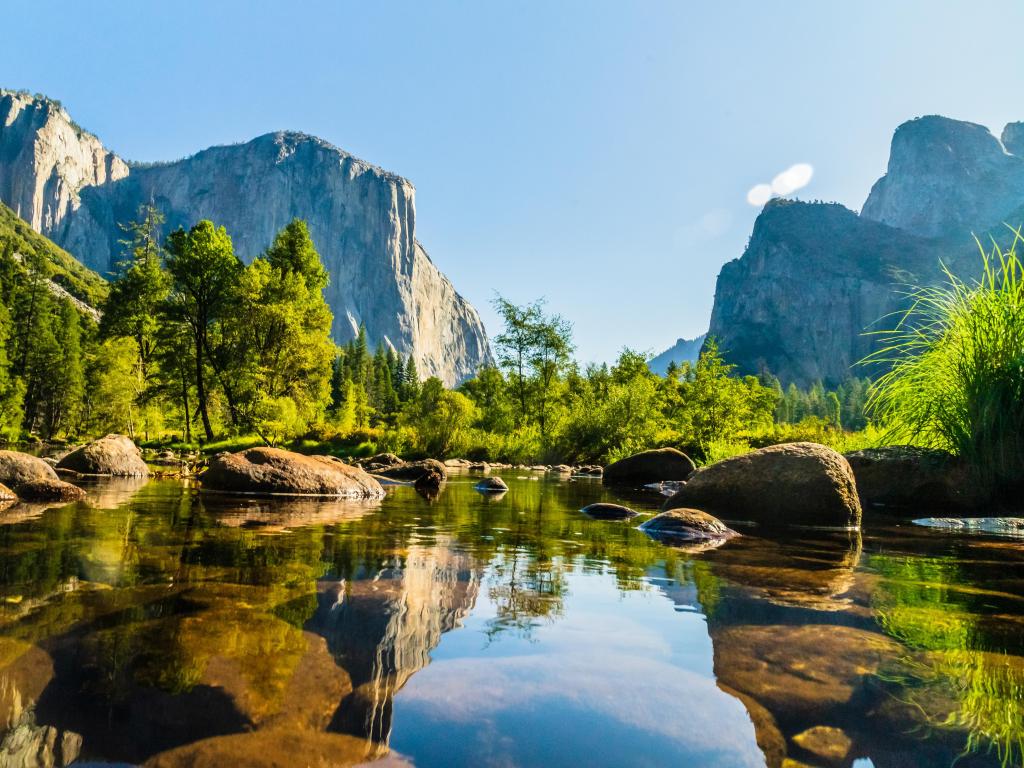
<box><xmin>0</xmin><ymin>475</ymin><xmax>1021</xmax><ymax>767</ymax></box>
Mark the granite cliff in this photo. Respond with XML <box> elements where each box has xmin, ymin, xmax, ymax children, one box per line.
<box><xmin>708</xmin><ymin>115</ymin><xmax>1024</xmax><ymax>385</ymax></box>
<box><xmin>0</xmin><ymin>90</ymin><xmax>490</xmax><ymax>385</ymax></box>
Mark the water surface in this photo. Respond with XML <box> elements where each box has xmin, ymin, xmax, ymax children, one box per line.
<box><xmin>0</xmin><ymin>473</ymin><xmax>1021</xmax><ymax>767</ymax></box>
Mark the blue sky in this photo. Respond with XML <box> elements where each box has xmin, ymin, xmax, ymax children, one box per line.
<box><xmin>3</xmin><ymin>1</ymin><xmax>1023</xmax><ymax>363</ymax></box>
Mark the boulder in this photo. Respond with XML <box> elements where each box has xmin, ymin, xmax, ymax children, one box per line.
<box><xmin>550</xmin><ymin>464</ymin><xmax>572</xmax><ymax>474</ymax></box>
<box><xmin>603</xmin><ymin>448</ymin><xmax>695</xmax><ymax>485</ymax></box>
<box><xmin>356</xmin><ymin>452</ymin><xmax>404</xmax><ymax>473</ymax></box>
<box><xmin>16</xmin><ymin>479</ymin><xmax>87</xmax><ymax>503</ymax></box>
<box><xmin>663</xmin><ymin>442</ymin><xmax>861</xmax><ymax>528</ymax></box>
<box><xmin>413</xmin><ymin>465</ymin><xmax>446</xmax><ymax>494</ymax></box>
<box><xmin>202</xmin><ymin>447</ymin><xmax>385</xmax><ymax>498</ymax></box>
<box><xmin>843</xmin><ymin>445</ymin><xmax>979</xmax><ymax>511</ymax></box>
<box><xmin>475</xmin><ymin>476</ymin><xmax>508</xmax><ymax>492</ymax></box>
<box><xmin>0</xmin><ymin>450</ymin><xmax>59</xmax><ymax>487</ymax></box>
<box><xmin>640</xmin><ymin>508</ymin><xmax>737</xmax><ymax>540</ymax></box>
<box><xmin>376</xmin><ymin>459</ymin><xmax>448</xmax><ymax>484</ymax></box>
<box><xmin>580</xmin><ymin>502</ymin><xmax>638</xmax><ymax>520</ymax></box>
<box><xmin>0</xmin><ymin>483</ymin><xmax>15</xmax><ymax>501</ymax></box>
<box><xmin>56</xmin><ymin>434</ymin><xmax>150</xmax><ymax>477</ymax></box>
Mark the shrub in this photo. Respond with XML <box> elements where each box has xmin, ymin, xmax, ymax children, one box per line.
<box><xmin>865</xmin><ymin>233</ymin><xmax>1024</xmax><ymax>496</ymax></box>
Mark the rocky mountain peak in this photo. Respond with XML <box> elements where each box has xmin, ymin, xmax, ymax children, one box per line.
<box><xmin>861</xmin><ymin>114</ymin><xmax>1024</xmax><ymax>238</ymax></box>
<box><xmin>1002</xmin><ymin>121</ymin><xmax>1024</xmax><ymax>157</ymax></box>
<box><xmin>0</xmin><ymin>90</ymin><xmax>491</xmax><ymax>385</ymax></box>
<box><xmin>0</xmin><ymin>89</ymin><xmax>128</xmax><ymax>233</ymax></box>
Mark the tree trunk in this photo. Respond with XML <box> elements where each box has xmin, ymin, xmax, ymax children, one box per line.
<box><xmin>195</xmin><ymin>333</ymin><xmax>214</xmax><ymax>441</ymax></box>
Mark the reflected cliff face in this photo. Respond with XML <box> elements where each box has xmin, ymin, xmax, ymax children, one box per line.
<box><xmin>0</xmin><ymin>478</ymin><xmax>1020</xmax><ymax>767</ymax></box>
<box><xmin>689</xmin><ymin>521</ymin><xmax>1024</xmax><ymax>768</ymax></box>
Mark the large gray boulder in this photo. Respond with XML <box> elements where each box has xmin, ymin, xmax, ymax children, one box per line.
<box><xmin>0</xmin><ymin>450</ymin><xmax>59</xmax><ymax>487</ymax></box>
<box><xmin>203</xmin><ymin>447</ymin><xmax>384</xmax><ymax>498</ymax></box>
<box><xmin>663</xmin><ymin>442</ymin><xmax>861</xmax><ymax>528</ymax></box>
<box><xmin>602</xmin><ymin>448</ymin><xmax>695</xmax><ymax>485</ymax></box>
<box><xmin>57</xmin><ymin>434</ymin><xmax>150</xmax><ymax>477</ymax></box>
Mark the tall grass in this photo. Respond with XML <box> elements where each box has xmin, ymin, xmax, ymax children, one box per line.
<box><xmin>865</xmin><ymin>229</ymin><xmax>1024</xmax><ymax>496</ymax></box>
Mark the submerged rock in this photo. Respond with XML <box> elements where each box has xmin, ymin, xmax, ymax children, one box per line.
<box><xmin>15</xmin><ymin>479</ymin><xmax>86</xmax><ymax>503</ymax></box>
<box><xmin>580</xmin><ymin>502</ymin><xmax>638</xmax><ymax>520</ymax></box>
<box><xmin>602</xmin><ymin>448</ymin><xmax>696</xmax><ymax>485</ymax></box>
<box><xmin>56</xmin><ymin>434</ymin><xmax>150</xmax><ymax>477</ymax></box>
<box><xmin>791</xmin><ymin>725</ymin><xmax>853</xmax><ymax>763</ymax></box>
<box><xmin>203</xmin><ymin>447</ymin><xmax>384</xmax><ymax>498</ymax></box>
<box><xmin>0</xmin><ymin>450</ymin><xmax>59</xmax><ymax>488</ymax></box>
<box><xmin>640</xmin><ymin>508</ymin><xmax>737</xmax><ymax>541</ymax></box>
<box><xmin>663</xmin><ymin>442</ymin><xmax>861</xmax><ymax>529</ymax></box>
<box><xmin>475</xmin><ymin>477</ymin><xmax>508</xmax><ymax>493</ymax></box>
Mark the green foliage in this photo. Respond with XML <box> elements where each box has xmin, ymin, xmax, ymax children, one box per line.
<box><xmin>0</xmin><ymin>201</ymin><xmax>108</xmax><ymax>306</ymax></box>
<box><xmin>768</xmin><ymin>374</ymin><xmax>870</xmax><ymax>430</ymax></box>
<box><xmin>866</xmin><ymin>233</ymin><xmax>1024</xmax><ymax>494</ymax></box>
<box><xmin>98</xmin><ymin>213</ymin><xmax>339</xmax><ymax>445</ymax></box>
<box><xmin>402</xmin><ymin>377</ymin><xmax>477</xmax><ymax>456</ymax></box>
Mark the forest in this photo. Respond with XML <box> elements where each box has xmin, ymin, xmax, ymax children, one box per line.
<box><xmin>0</xmin><ymin>206</ymin><xmax>874</xmax><ymax>464</ymax></box>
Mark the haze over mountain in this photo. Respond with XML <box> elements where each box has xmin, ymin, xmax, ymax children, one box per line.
<box><xmin>0</xmin><ymin>89</ymin><xmax>491</xmax><ymax>385</ymax></box>
<box><xmin>708</xmin><ymin>114</ymin><xmax>1024</xmax><ymax>386</ymax></box>
<box><xmin>647</xmin><ymin>334</ymin><xmax>706</xmax><ymax>375</ymax></box>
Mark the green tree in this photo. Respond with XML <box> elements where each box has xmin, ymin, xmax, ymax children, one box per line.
<box><xmin>403</xmin><ymin>377</ymin><xmax>477</xmax><ymax>456</ymax></box>
<box><xmin>493</xmin><ymin>297</ymin><xmax>541</xmax><ymax>425</ymax></box>
<box><xmin>164</xmin><ymin>220</ymin><xmax>242</xmax><ymax>440</ymax></box>
<box><xmin>228</xmin><ymin>220</ymin><xmax>336</xmax><ymax>440</ymax></box>
<box><xmin>102</xmin><ymin>205</ymin><xmax>169</xmax><ymax>382</ymax></box>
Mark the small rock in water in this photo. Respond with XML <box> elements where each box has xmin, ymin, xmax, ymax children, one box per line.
<box><xmin>644</xmin><ymin>480</ymin><xmax>686</xmax><ymax>497</ymax></box>
<box><xmin>640</xmin><ymin>507</ymin><xmax>738</xmax><ymax>541</ymax></box>
<box><xmin>476</xmin><ymin>477</ymin><xmax>509</xmax><ymax>492</ymax></box>
<box><xmin>913</xmin><ymin>517</ymin><xmax>1024</xmax><ymax>537</ymax></box>
<box><xmin>580</xmin><ymin>503</ymin><xmax>638</xmax><ymax>520</ymax></box>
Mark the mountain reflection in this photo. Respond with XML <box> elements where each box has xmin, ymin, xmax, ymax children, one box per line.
<box><xmin>0</xmin><ymin>478</ymin><xmax>1020</xmax><ymax>767</ymax></box>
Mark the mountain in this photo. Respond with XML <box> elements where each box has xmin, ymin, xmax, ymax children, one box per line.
<box><xmin>707</xmin><ymin>115</ymin><xmax>1024</xmax><ymax>386</ymax></box>
<box><xmin>648</xmin><ymin>333</ymin><xmax>706</xmax><ymax>374</ymax></box>
<box><xmin>0</xmin><ymin>89</ymin><xmax>491</xmax><ymax>385</ymax></box>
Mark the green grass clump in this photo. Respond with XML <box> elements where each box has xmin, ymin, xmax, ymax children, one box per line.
<box><xmin>865</xmin><ymin>230</ymin><xmax>1024</xmax><ymax>496</ymax></box>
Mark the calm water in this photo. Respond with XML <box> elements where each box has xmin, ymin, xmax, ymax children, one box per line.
<box><xmin>0</xmin><ymin>472</ymin><xmax>1022</xmax><ymax>768</ymax></box>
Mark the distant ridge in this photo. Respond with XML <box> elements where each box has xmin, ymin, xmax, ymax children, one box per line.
<box><xmin>648</xmin><ymin>334</ymin><xmax>706</xmax><ymax>375</ymax></box>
